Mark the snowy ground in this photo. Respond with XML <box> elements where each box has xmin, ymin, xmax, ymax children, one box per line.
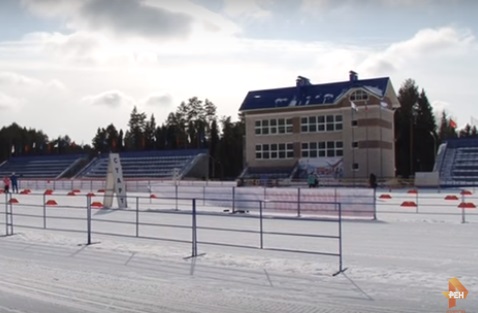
<box><xmin>0</xmin><ymin>188</ymin><xmax>477</xmax><ymax>312</ymax></box>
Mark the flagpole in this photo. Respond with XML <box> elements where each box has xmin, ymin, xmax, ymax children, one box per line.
<box><xmin>379</xmin><ymin>103</ymin><xmax>383</xmax><ymax>178</ymax></box>
<box><xmin>351</xmin><ymin>107</ymin><xmax>355</xmax><ymax>187</ymax></box>
<box><xmin>365</xmin><ymin>102</ymin><xmax>369</xmax><ymax>177</ymax></box>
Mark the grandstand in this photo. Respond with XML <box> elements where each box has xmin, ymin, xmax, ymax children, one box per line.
<box><xmin>0</xmin><ymin>154</ymin><xmax>87</xmax><ymax>179</ymax></box>
<box><xmin>76</xmin><ymin>149</ymin><xmax>208</xmax><ymax>179</ymax></box>
<box><xmin>436</xmin><ymin>137</ymin><xmax>478</xmax><ymax>186</ymax></box>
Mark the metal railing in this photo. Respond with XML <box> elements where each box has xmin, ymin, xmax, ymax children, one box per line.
<box><xmin>1</xmin><ymin>192</ymin><xmax>347</xmax><ymax>276</ymax></box>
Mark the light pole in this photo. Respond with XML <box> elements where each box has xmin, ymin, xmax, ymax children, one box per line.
<box><xmin>429</xmin><ymin>131</ymin><xmax>437</xmax><ymax>170</ymax></box>
<box><xmin>208</xmin><ymin>154</ymin><xmax>223</xmax><ymax>180</ymax></box>
<box><xmin>410</xmin><ymin>104</ymin><xmax>418</xmax><ymax>177</ymax></box>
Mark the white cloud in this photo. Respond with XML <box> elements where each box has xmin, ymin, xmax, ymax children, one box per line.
<box><xmin>82</xmin><ymin>90</ymin><xmax>135</xmax><ymax>108</ymax></box>
<box><xmin>21</xmin><ymin>0</ymin><xmax>241</xmax><ymax>41</ymax></box>
<box><xmin>143</xmin><ymin>93</ymin><xmax>173</xmax><ymax>107</ymax></box>
<box><xmin>359</xmin><ymin>27</ymin><xmax>476</xmax><ymax>76</ymax></box>
<box><xmin>0</xmin><ymin>92</ymin><xmax>22</xmax><ymax>109</ymax></box>
<box><xmin>20</xmin><ymin>0</ymin><xmax>81</xmax><ymax>17</ymax></box>
<box><xmin>222</xmin><ymin>0</ymin><xmax>271</xmax><ymax>19</ymax></box>
<box><xmin>0</xmin><ymin>71</ymin><xmax>41</xmax><ymax>87</ymax></box>
<box><xmin>300</xmin><ymin>0</ymin><xmax>452</xmax><ymax>11</ymax></box>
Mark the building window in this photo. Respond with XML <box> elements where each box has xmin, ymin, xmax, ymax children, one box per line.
<box><xmin>352</xmin><ymin>163</ymin><xmax>359</xmax><ymax>170</ymax></box>
<box><xmin>336</xmin><ymin>141</ymin><xmax>344</xmax><ymax>156</ymax></box>
<box><xmin>255</xmin><ymin>144</ymin><xmax>261</xmax><ymax>159</ymax></box>
<box><xmin>255</xmin><ymin>118</ymin><xmax>292</xmax><ymax>136</ymax></box>
<box><xmin>286</xmin><ymin>119</ymin><xmax>293</xmax><ymax>133</ymax></box>
<box><xmin>350</xmin><ymin>90</ymin><xmax>368</xmax><ymax>101</ymax></box>
<box><xmin>255</xmin><ymin>121</ymin><xmax>261</xmax><ymax>135</ymax></box>
<box><xmin>262</xmin><ymin>120</ymin><xmax>269</xmax><ymax>135</ymax></box>
<box><xmin>352</xmin><ymin>141</ymin><xmax>358</xmax><ymax>148</ymax></box>
<box><xmin>300</xmin><ymin>114</ymin><xmax>343</xmax><ymax>133</ymax></box>
<box><xmin>270</xmin><ymin>119</ymin><xmax>277</xmax><ymax>134</ymax></box>
<box><xmin>301</xmin><ymin>142</ymin><xmax>308</xmax><ymax>157</ymax></box>
<box><xmin>335</xmin><ymin>115</ymin><xmax>343</xmax><ymax>130</ymax></box>
<box><xmin>317</xmin><ymin>116</ymin><xmax>325</xmax><ymax>132</ymax></box>
<box><xmin>255</xmin><ymin>143</ymin><xmax>294</xmax><ymax>160</ymax></box>
<box><xmin>318</xmin><ymin>142</ymin><xmax>326</xmax><ymax>157</ymax></box>
<box><xmin>286</xmin><ymin>143</ymin><xmax>294</xmax><ymax>158</ymax></box>
<box><xmin>278</xmin><ymin>118</ymin><xmax>285</xmax><ymax>133</ymax></box>
<box><xmin>301</xmin><ymin>141</ymin><xmax>343</xmax><ymax>158</ymax></box>
<box><xmin>351</xmin><ymin>120</ymin><xmax>358</xmax><ymax>127</ymax></box>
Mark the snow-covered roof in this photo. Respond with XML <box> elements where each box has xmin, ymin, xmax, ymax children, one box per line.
<box><xmin>239</xmin><ymin>77</ymin><xmax>390</xmax><ymax>111</ymax></box>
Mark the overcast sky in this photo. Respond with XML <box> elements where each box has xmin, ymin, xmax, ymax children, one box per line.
<box><xmin>0</xmin><ymin>0</ymin><xmax>477</xmax><ymax>144</ymax></box>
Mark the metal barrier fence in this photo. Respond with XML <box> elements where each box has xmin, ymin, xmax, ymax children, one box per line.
<box><xmin>1</xmin><ymin>192</ymin><xmax>347</xmax><ymax>276</ymax></box>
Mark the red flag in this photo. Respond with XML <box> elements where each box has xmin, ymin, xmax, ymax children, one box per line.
<box><xmin>450</xmin><ymin>119</ymin><xmax>457</xmax><ymax>129</ymax></box>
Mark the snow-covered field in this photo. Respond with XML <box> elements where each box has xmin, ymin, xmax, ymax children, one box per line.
<box><xmin>0</xmin><ymin>187</ymin><xmax>477</xmax><ymax>312</ymax></box>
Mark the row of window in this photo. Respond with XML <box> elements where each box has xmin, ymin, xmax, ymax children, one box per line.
<box><xmin>255</xmin><ymin>114</ymin><xmax>346</xmax><ymax>136</ymax></box>
<box><xmin>255</xmin><ymin>141</ymin><xmax>345</xmax><ymax>159</ymax></box>
<box><xmin>255</xmin><ymin>118</ymin><xmax>293</xmax><ymax>135</ymax></box>
<box><xmin>255</xmin><ymin>143</ymin><xmax>294</xmax><ymax>160</ymax></box>
<box><xmin>301</xmin><ymin>141</ymin><xmax>343</xmax><ymax>158</ymax></box>
<box><xmin>301</xmin><ymin>115</ymin><xmax>343</xmax><ymax>133</ymax></box>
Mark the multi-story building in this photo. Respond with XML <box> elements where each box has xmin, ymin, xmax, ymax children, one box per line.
<box><xmin>239</xmin><ymin>72</ymin><xmax>400</xmax><ymax>182</ymax></box>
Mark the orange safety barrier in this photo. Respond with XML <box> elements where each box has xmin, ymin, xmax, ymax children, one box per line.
<box><xmin>67</xmin><ymin>191</ymin><xmax>76</xmax><ymax>196</ymax></box>
<box><xmin>45</xmin><ymin>199</ymin><xmax>58</xmax><ymax>205</ymax></box>
<box><xmin>44</xmin><ymin>189</ymin><xmax>53</xmax><ymax>195</ymax></box>
<box><xmin>91</xmin><ymin>201</ymin><xmax>103</xmax><ymax>208</ymax></box>
<box><xmin>150</xmin><ymin>194</ymin><xmax>157</xmax><ymax>198</ymax></box>
<box><xmin>97</xmin><ymin>189</ymin><xmax>105</xmax><ymax>193</ymax></box>
<box><xmin>460</xmin><ymin>190</ymin><xmax>472</xmax><ymax>195</ymax></box>
<box><xmin>379</xmin><ymin>194</ymin><xmax>392</xmax><ymax>199</ymax></box>
<box><xmin>445</xmin><ymin>195</ymin><xmax>459</xmax><ymax>200</ymax></box>
<box><xmin>9</xmin><ymin>198</ymin><xmax>18</xmax><ymax>204</ymax></box>
<box><xmin>407</xmin><ymin>189</ymin><xmax>418</xmax><ymax>194</ymax></box>
<box><xmin>87</xmin><ymin>192</ymin><xmax>95</xmax><ymax>197</ymax></box>
<box><xmin>458</xmin><ymin>202</ymin><xmax>476</xmax><ymax>209</ymax></box>
<box><xmin>400</xmin><ymin>201</ymin><xmax>417</xmax><ymax>207</ymax></box>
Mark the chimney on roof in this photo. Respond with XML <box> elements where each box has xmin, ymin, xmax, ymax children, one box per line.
<box><xmin>349</xmin><ymin>71</ymin><xmax>358</xmax><ymax>82</ymax></box>
<box><xmin>296</xmin><ymin>76</ymin><xmax>311</xmax><ymax>87</ymax></box>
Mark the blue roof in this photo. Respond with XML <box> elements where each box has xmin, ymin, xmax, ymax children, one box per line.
<box><xmin>239</xmin><ymin>77</ymin><xmax>390</xmax><ymax>111</ymax></box>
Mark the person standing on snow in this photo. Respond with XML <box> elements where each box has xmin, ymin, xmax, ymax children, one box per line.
<box><xmin>3</xmin><ymin>176</ymin><xmax>10</xmax><ymax>193</ymax></box>
<box><xmin>10</xmin><ymin>173</ymin><xmax>18</xmax><ymax>193</ymax></box>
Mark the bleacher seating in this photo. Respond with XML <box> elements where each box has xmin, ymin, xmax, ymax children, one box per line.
<box><xmin>77</xmin><ymin>149</ymin><xmax>207</xmax><ymax>179</ymax></box>
<box><xmin>0</xmin><ymin>154</ymin><xmax>87</xmax><ymax>179</ymax></box>
<box><xmin>438</xmin><ymin>138</ymin><xmax>478</xmax><ymax>186</ymax></box>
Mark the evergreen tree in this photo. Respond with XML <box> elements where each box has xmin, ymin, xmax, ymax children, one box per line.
<box><xmin>209</xmin><ymin>119</ymin><xmax>220</xmax><ymax>178</ymax></box>
<box><xmin>414</xmin><ymin>89</ymin><xmax>437</xmax><ymax>171</ymax></box>
<box><xmin>144</xmin><ymin>114</ymin><xmax>157</xmax><ymax>150</ymax></box>
<box><xmin>118</xmin><ymin>129</ymin><xmax>124</xmax><ymax>151</ymax></box>
<box><xmin>105</xmin><ymin>124</ymin><xmax>119</xmax><ymax>152</ymax></box>
<box><xmin>92</xmin><ymin>127</ymin><xmax>108</xmax><ymax>153</ymax></box>
<box><xmin>396</xmin><ymin>79</ymin><xmax>419</xmax><ymax>177</ymax></box>
<box><xmin>125</xmin><ymin>106</ymin><xmax>147</xmax><ymax>150</ymax></box>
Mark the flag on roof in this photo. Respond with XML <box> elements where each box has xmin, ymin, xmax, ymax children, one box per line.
<box><xmin>350</xmin><ymin>101</ymin><xmax>358</xmax><ymax>111</ymax></box>
<box><xmin>450</xmin><ymin>119</ymin><xmax>457</xmax><ymax>129</ymax></box>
